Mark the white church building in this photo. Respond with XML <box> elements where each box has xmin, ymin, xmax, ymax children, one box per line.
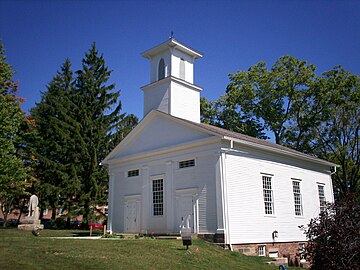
<box><xmin>102</xmin><ymin>38</ymin><xmax>335</xmax><ymax>258</ymax></box>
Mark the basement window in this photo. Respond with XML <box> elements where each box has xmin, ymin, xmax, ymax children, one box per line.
<box><xmin>127</xmin><ymin>169</ymin><xmax>140</xmax><ymax>178</ymax></box>
<box><xmin>258</xmin><ymin>245</ymin><xmax>266</xmax><ymax>256</ymax></box>
<box><xmin>178</xmin><ymin>159</ymin><xmax>195</xmax><ymax>169</ymax></box>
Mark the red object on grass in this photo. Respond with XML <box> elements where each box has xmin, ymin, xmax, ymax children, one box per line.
<box><xmin>89</xmin><ymin>222</ymin><xmax>103</xmax><ymax>229</ymax></box>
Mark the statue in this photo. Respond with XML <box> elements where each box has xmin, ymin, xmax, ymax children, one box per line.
<box><xmin>18</xmin><ymin>194</ymin><xmax>44</xmax><ymax>231</ymax></box>
<box><xmin>28</xmin><ymin>194</ymin><xmax>39</xmax><ymax>219</ymax></box>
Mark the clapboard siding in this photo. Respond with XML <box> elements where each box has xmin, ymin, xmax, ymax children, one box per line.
<box><xmin>173</xmin><ymin>154</ymin><xmax>218</xmax><ymax>233</ymax></box>
<box><xmin>109</xmin><ymin>142</ymin><xmax>220</xmax><ymax>234</ymax></box>
<box><xmin>225</xmin><ymin>151</ymin><xmax>333</xmax><ymax>245</ymax></box>
<box><xmin>114</xmin><ymin>114</ymin><xmax>210</xmax><ymax>159</ymax></box>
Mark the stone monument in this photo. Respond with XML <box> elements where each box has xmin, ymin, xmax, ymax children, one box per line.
<box><xmin>18</xmin><ymin>194</ymin><xmax>44</xmax><ymax>231</ymax></box>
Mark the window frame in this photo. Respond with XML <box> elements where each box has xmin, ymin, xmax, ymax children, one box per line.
<box><xmin>258</xmin><ymin>245</ymin><xmax>266</xmax><ymax>256</ymax></box>
<box><xmin>179</xmin><ymin>58</ymin><xmax>185</xmax><ymax>80</ymax></box>
<box><xmin>178</xmin><ymin>159</ymin><xmax>196</xmax><ymax>169</ymax></box>
<box><xmin>292</xmin><ymin>179</ymin><xmax>303</xmax><ymax>216</ymax></box>
<box><xmin>318</xmin><ymin>184</ymin><xmax>326</xmax><ymax>213</ymax></box>
<box><xmin>262</xmin><ymin>174</ymin><xmax>274</xmax><ymax>215</ymax></box>
<box><xmin>158</xmin><ymin>58</ymin><xmax>165</xmax><ymax>80</ymax></box>
<box><xmin>152</xmin><ymin>178</ymin><xmax>164</xmax><ymax>216</ymax></box>
<box><xmin>127</xmin><ymin>169</ymin><xmax>140</xmax><ymax>178</ymax></box>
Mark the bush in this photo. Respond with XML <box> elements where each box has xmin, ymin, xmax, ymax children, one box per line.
<box><xmin>300</xmin><ymin>195</ymin><xmax>360</xmax><ymax>269</ymax></box>
<box><xmin>52</xmin><ymin>217</ymin><xmax>66</xmax><ymax>229</ymax></box>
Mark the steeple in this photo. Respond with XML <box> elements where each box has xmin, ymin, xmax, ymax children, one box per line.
<box><xmin>141</xmin><ymin>38</ymin><xmax>203</xmax><ymax>123</ymax></box>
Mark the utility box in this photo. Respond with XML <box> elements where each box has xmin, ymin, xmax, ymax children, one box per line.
<box><xmin>182</xmin><ymin>235</ymin><xmax>192</xmax><ymax>249</ymax></box>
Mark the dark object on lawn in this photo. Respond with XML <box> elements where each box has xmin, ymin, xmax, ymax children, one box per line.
<box><xmin>279</xmin><ymin>264</ymin><xmax>287</xmax><ymax>270</ymax></box>
<box><xmin>182</xmin><ymin>235</ymin><xmax>192</xmax><ymax>250</ymax></box>
<box><xmin>32</xmin><ymin>230</ymin><xmax>40</xmax><ymax>236</ymax></box>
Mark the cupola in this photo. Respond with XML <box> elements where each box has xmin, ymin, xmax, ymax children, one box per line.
<box><xmin>141</xmin><ymin>38</ymin><xmax>203</xmax><ymax>123</ymax></box>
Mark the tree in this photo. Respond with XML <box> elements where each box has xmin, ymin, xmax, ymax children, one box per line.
<box><xmin>31</xmin><ymin>59</ymin><xmax>82</xmax><ymax>221</ymax></box>
<box><xmin>31</xmin><ymin>44</ymin><xmax>137</xmax><ymax>225</ymax></box>
<box><xmin>313</xmin><ymin>67</ymin><xmax>360</xmax><ymax>200</ymax></box>
<box><xmin>74</xmin><ymin>43</ymin><xmax>132</xmax><ymax>224</ymax></box>
<box><xmin>0</xmin><ymin>43</ymin><xmax>27</xmax><ymax>226</ymax></box>
<box><xmin>225</xmin><ymin>56</ymin><xmax>318</xmax><ymax>149</ymax></box>
<box><xmin>110</xmin><ymin>113</ymin><xmax>138</xmax><ymax>150</ymax></box>
<box><xmin>300</xmin><ymin>195</ymin><xmax>360</xmax><ymax>269</ymax></box>
<box><xmin>213</xmin><ymin>56</ymin><xmax>359</xmax><ymax>200</ymax></box>
<box><xmin>200</xmin><ymin>97</ymin><xmax>267</xmax><ymax>139</ymax></box>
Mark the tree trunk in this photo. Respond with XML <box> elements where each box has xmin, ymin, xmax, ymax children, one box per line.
<box><xmin>51</xmin><ymin>205</ymin><xmax>56</xmax><ymax>220</ymax></box>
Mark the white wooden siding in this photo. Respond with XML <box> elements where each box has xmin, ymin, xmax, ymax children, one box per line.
<box><xmin>109</xmin><ymin>142</ymin><xmax>220</xmax><ymax>234</ymax></box>
<box><xmin>170</xmin><ymin>81</ymin><xmax>200</xmax><ymax>123</ymax></box>
<box><xmin>143</xmin><ymin>83</ymin><xmax>170</xmax><ymax>117</ymax></box>
<box><xmin>225</xmin><ymin>151</ymin><xmax>333</xmax><ymax>245</ymax></box>
<box><xmin>116</xmin><ymin>115</ymin><xmax>211</xmax><ymax>158</ymax></box>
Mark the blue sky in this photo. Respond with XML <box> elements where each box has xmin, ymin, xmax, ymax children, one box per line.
<box><xmin>1</xmin><ymin>0</ymin><xmax>359</xmax><ymax>126</ymax></box>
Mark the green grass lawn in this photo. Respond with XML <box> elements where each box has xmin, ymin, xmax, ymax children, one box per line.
<box><xmin>0</xmin><ymin>228</ymin><xmax>289</xmax><ymax>270</ymax></box>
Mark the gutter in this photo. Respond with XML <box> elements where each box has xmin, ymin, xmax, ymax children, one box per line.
<box><xmin>223</xmin><ymin>136</ymin><xmax>338</xmax><ymax>168</ymax></box>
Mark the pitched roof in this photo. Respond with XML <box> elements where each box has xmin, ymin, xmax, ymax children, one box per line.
<box><xmin>141</xmin><ymin>38</ymin><xmax>203</xmax><ymax>59</ymax></box>
<box><xmin>156</xmin><ymin>111</ymin><xmax>337</xmax><ymax>167</ymax></box>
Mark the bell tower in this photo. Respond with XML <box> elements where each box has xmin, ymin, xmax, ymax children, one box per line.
<box><xmin>141</xmin><ymin>38</ymin><xmax>203</xmax><ymax>123</ymax></box>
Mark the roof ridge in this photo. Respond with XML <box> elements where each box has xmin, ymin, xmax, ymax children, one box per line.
<box><xmin>153</xmin><ymin>110</ymin><xmax>335</xmax><ymax>167</ymax></box>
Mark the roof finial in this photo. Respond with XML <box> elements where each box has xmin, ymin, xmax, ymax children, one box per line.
<box><xmin>170</xmin><ymin>31</ymin><xmax>174</xmax><ymax>39</ymax></box>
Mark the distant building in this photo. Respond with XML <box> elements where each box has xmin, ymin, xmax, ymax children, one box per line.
<box><xmin>102</xmin><ymin>38</ymin><xmax>335</xmax><ymax>259</ymax></box>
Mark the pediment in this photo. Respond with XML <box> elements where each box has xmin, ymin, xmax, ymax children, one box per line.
<box><xmin>103</xmin><ymin>111</ymin><xmax>219</xmax><ymax>164</ymax></box>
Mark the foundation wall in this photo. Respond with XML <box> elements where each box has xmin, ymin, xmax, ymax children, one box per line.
<box><xmin>233</xmin><ymin>241</ymin><xmax>307</xmax><ymax>264</ymax></box>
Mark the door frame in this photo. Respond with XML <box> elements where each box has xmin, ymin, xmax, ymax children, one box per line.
<box><xmin>124</xmin><ymin>194</ymin><xmax>141</xmax><ymax>233</ymax></box>
<box><xmin>175</xmin><ymin>188</ymin><xmax>199</xmax><ymax>233</ymax></box>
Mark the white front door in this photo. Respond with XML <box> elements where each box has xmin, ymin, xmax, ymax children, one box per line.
<box><xmin>176</xmin><ymin>196</ymin><xmax>194</xmax><ymax>233</ymax></box>
<box><xmin>124</xmin><ymin>200</ymin><xmax>140</xmax><ymax>233</ymax></box>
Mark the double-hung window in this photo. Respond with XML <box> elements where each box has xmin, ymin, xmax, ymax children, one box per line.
<box><xmin>152</xmin><ymin>178</ymin><xmax>164</xmax><ymax>216</ymax></box>
<box><xmin>318</xmin><ymin>185</ymin><xmax>326</xmax><ymax>213</ymax></box>
<box><xmin>262</xmin><ymin>175</ymin><xmax>274</xmax><ymax>215</ymax></box>
<box><xmin>292</xmin><ymin>180</ymin><xmax>303</xmax><ymax>216</ymax></box>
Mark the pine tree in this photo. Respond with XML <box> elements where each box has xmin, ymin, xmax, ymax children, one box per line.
<box><xmin>31</xmin><ymin>59</ymin><xmax>81</xmax><ymax>221</ymax></box>
<box><xmin>74</xmin><ymin>43</ymin><xmax>126</xmax><ymax>224</ymax></box>
<box><xmin>31</xmin><ymin>44</ymin><xmax>137</xmax><ymax>225</ymax></box>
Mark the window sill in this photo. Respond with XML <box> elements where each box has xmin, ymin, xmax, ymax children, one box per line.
<box><xmin>264</xmin><ymin>215</ymin><xmax>277</xmax><ymax>218</ymax></box>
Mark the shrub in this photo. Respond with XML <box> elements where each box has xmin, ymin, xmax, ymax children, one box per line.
<box><xmin>52</xmin><ymin>217</ymin><xmax>66</xmax><ymax>229</ymax></box>
<box><xmin>300</xmin><ymin>195</ymin><xmax>360</xmax><ymax>269</ymax></box>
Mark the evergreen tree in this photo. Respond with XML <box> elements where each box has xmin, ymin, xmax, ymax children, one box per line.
<box><xmin>74</xmin><ymin>43</ymin><xmax>127</xmax><ymax>224</ymax></box>
<box><xmin>31</xmin><ymin>59</ymin><xmax>81</xmax><ymax>221</ymax></box>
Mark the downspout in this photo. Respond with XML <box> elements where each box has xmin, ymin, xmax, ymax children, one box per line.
<box><xmin>228</xmin><ymin>140</ymin><xmax>234</xmax><ymax>251</ymax></box>
<box><xmin>107</xmin><ymin>171</ymin><xmax>115</xmax><ymax>234</ymax></box>
<box><xmin>329</xmin><ymin>166</ymin><xmax>337</xmax><ymax>203</ymax></box>
<box><xmin>330</xmin><ymin>166</ymin><xmax>337</xmax><ymax>175</ymax></box>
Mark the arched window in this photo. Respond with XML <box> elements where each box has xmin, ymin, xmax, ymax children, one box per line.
<box><xmin>158</xmin><ymin>58</ymin><xmax>165</xmax><ymax>80</ymax></box>
<box><xmin>179</xmin><ymin>58</ymin><xmax>185</xmax><ymax>80</ymax></box>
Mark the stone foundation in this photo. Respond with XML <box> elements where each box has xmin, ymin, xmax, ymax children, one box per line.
<box><xmin>232</xmin><ymin>241</ymin><xmax>307</xmax><ymax>266</ymax></box>
<box><xmin>198</xmin><ymin>233</ymin><xmax>225</xmax><ymax>244</ymax></box>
